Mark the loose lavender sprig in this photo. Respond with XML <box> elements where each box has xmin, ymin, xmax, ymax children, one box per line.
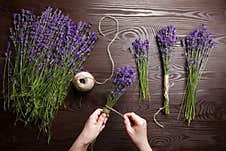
<box><xmin>103</xmin><ymin>66</ymin><xmax>136</xmax><ymax>112</ymax></box>
<box><xmin>131</xmin><ymin>39</ymin><xmax>150</xmax><ymax>101</ymax></box>
<box><xmin>179</xmin><ymin>24</ymin><xmax>216</xmax><ymax>125</ymax></box>
<box><xmin>156</xmin><ymin>25</ymin><xmax>177</xmax><ymax>114</ymax></box>
<box><xmin>3</xmin><ymin>7</ymin><xmax>97</xmax><ymax>142</ymax></box>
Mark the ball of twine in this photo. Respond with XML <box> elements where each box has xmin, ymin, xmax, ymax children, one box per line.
<box><xmin>72</xmin><ymin>71</ymin><xmax>95</xmax><ymax>92</ymax></box>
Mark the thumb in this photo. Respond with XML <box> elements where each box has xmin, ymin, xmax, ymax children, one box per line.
<box><xmin>97</xmin><ymin>113</ymin><xmax>106</xmax><ymax>128</ymax></box>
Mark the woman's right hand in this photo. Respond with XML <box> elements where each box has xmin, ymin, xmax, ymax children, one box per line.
<box><xmin>123</xmin><ymin>112</ymin><xmax>152</xmax><ymax>151</ymax></box>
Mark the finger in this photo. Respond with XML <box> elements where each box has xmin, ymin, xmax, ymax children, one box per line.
<box><xmin>90</xmin><ymin>108</ymin><xmax>103</xmax><ymax>119</ymax></box>
<box><xmin>97</xmin><ymin>113</ymin><xmax>107</xmax><ymax>128</ymax></box>
<box><xmin>103</xmin><ymin>116</ymin><xmax>108</xmax><ymax>125</ymax></box>
<box><xmin>123</xmin><ymin>115</ymin><xmax>133</xmax><ymax>132</ymax></box>
<box><xmin>106</xmin><ymin>113</ymin><xmax>110</xmax><ymax>118</ymax></box>
<box><xmin>124</xmin><ymin>113</ymin><xmax>138</xmax><ymax>125</ymax></box>
<box><xmin>100</xmin><ymin>116</ymin><xmax>108</xmax><ymax>131</ymax></box>
<box><xmin>125</xmin><ymin>112</ymin><xmax>143</xmax><ymax>125</ymax></box>
<box><xmin>100</xmin><ymin>124</ymin><xmax>106</xmax><ymax>132</ymax></box>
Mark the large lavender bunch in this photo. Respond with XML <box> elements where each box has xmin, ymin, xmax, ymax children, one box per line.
<box><xmin>131</xmin><ymin>39</ymin><xmax>150</xmax><ymax>101</ymax></box>
<box><xmin>103</xmin><ymin>66</ymin><xmax>136</xmax><ymax>113</ymax></box>
<box><xmin>3</xmin><ymin>7</ymin><xmax>97</xmax><ymax>141</ymax></box>
<box><xmin>156</xmin><ymin>25</ymin><xmax>177</xmax><ymax>114</ymax></box>
<box><xmin>179</xmin><ymin>24</ymin><xmax>215</xmax><ymax>125</ymax></box>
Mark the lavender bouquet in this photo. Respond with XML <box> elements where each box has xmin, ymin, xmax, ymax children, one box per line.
<box><xmin>179</xmin><ymin>24</ymin><xmax>215</xmax><ymax>125</ymax></box>
<box><xmin>3</xmin><ymin>7</ymin><xmax>97</xmax><ymax>141</ymax></box>
<box><xmin>103</xmin><ymin>66</ymin><xmax>137</xmax><ymax>113</ymax></box>
<box><xmin>156</xmin><ymin>25</ymin><xmax>177</xmax><ymax>114</ymax></box>
<box><xmin>131</xmin><ymin>39</ymin><xmax>150</xmax><ymax>101</ymax></box>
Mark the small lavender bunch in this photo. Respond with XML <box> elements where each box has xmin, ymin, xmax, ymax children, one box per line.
<box><xmin>3</xmin><ymin>7</ymin><xmax>97</xmax><ymax>141</ymax></box>
<box><xmin>156</xmin><ymin>25</ymin><xmax>177</xmax><ymax>114</ymax></box>
<box><xmin>90</xmin><ymin>66</ymin><xmax>136</xmax><ymax>150</ymax></box>
<box><xmin>103</xmin><ymin>66</ymin><xmax>137</xmax><ymax>113</ymax></box>
<box><xmin>179</xmin><ymin>24</ymin><xmax>215</xmax><ymax>125</ymax></box>
<box><xmin>131</xmin><ymin>39</ymin><xmax>150</xmax><ymax>101</ymax></box>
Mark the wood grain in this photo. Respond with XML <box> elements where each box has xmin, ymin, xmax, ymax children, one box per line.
<box><xmin>0</xmin><ymin>0</ymin><xmax>226</xmax><ymax>151</ymax></box>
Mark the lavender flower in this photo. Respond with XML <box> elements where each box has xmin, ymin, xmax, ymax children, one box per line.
<box><xmin>181</xmin><ymin>24</ymin><xmax>215</xmax><ymax>72</ymax></box>
<box><xmin>3</xmin><ymin>7</ymin><xmax>97</xmax><ymax>142</ymax></box>
<box><xmin>179</xmin><ymin>24</ymin><xmax>216</xmax><ymax>125</ymax></box>
<box><xmin>131</xmin><ymin>39</ymin><xmax>150</xmax><ymax>100</ymax></box>
<box><xmin>132</xmin><ymin>39</ymin><xmax>149</xmax><ymax>60</ymax></box>
<box><xmin>156</xmin><ymin>25</ymin><xmax>177</xmax><ymax>73</ymax></box>
<box><xmin>156</xmin><ymin>25</ymin><xmax>177</xmax><ymax>114</ymax></box>
<box><xmin>105</xmin><ymin>66</ymin><xmax>136</xmax><ymax>109</ymax></box>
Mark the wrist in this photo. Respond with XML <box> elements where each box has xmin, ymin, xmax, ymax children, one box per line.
<box><xmin>77</xmin><ymin>132</ymin><xmax>91</xmax><ymax>146</ymax></box>
<box><xmin>137</xmin><ymin>140</ymin><xmax>152</xmax><ymax>151</ymax></box>
<box><xmin>74</xmin><ymin>136</ymin><xmax>89</xmax><ymax>150</ymax></box>
<box><xmin>69</xmin><ymin>135</ymin><xmax>89</xmax><ymax>151</ymax></box>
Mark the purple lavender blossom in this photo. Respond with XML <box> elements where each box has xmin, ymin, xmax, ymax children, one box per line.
<box><xmin>25</xmin><ymin>7</ymin><xmax>97</xmax><ymax>73</ymax></box>
<box><xmin>132</xmin><ymin>39</ymin><xmax>149</xmax><ymax>60</ymax></box>
<box><xmin>112</xmin><ymin>66</ymin><xmax>137</xmax><ymax>89</ymax></box>
<box><xmin>156</xmin><ymin>25</ymin><xmax>177</xmax><ymax>49</ymax></box>
<box><xmin>181</xmin><ymin>24</ymin><xmax>216</xmax><ymax>72</ymax></box>
<box><xmin>156</xmin><ymin>25</ymin><xmax>177</xmax><ymax>73</ymax></box>
<box><xmin>106</xmin><ymin>66</ymin><xmax>137</xmax><ymax>107</ymax></box>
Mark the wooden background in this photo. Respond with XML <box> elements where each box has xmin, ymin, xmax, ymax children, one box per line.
<box><xmin>0</xmin><ymin>0</ymin><xmax>226</xmax><ymax>151</ymax></box>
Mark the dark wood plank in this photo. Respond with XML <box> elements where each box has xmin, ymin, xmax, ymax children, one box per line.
<box><xmin>0</xmin><ymin>0</ymin><xmax>226</xmax><ymax>151</ymax></box>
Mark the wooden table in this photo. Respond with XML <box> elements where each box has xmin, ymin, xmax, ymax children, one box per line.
<box><xmin>0</xmin><ymin>0</ymin><xmax>226</xmax><ymax>151</ymax></box>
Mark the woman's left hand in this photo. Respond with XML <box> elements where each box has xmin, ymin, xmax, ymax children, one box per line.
<box><xmin>69</xmin><ymin>108</ymin><xmax>109</xmax><ymax>151</ymax></box>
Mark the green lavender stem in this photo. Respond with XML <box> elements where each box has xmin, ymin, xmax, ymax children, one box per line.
<box><xmin>5</xmin><ymin>46</ymin><xmax>80</xmax><ymax>140</ymax></box>
<box><xmin>137</xmin><ymin>59</ymin><xmax>149</xmax><ymax>101</ymax></box>
<box><xmin>183</xmin><ymin>68</ymin><xmax>199</xmax><ymax>125</ymax></box>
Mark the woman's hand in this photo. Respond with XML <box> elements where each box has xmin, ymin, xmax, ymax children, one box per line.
<box><xmin>123</xmin><ymin>112</ymin><xmax>152</xmax><ymax>151</ymax></box>
<box><xmin>69</xmin><ymin>108</ymin><xmax>108</xmax><ymax>151</ymax></box>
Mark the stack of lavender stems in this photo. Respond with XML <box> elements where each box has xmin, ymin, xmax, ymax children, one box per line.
<box><xmin>3</xmin><ymin>7</ymin><xmax>97</xmax><ymax>141</ymax></box>
<box><xmin>180</xmin><ymin>24</ymin><xmax>215</xmax><ymax>124</ymax></box>
<box><xmin>131</xmin><ymin>39</ymin><xmax>150</xmax><ymax>101</ymax></box>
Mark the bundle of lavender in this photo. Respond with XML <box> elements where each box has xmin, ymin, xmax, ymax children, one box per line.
<box><xmin>131</xmin><ymin>39</ymin><xmax>150</xmax><ymax>101</ymax></box>
<box><xmin>103</xmin><ymin>66</ymin><xmax>137</xmax><ymax>113</ymax></box>
<box><xmin>156</xmin><ymin>25</ymin><xmax>177</xmax><ymax>114</ymax></box>
<box><xmin>3</xmin><ymin>7</ymin><xmax>97</xmax><ymax>141</ymax></box>
<box><xmin>88</xmin><ymin>66</ymin><xmax>136</xmax><ymax>150</ymax></box>
<box><xmin>179</xmin><ymin>24</ymin><xmax>215</xmax><ymax>125</ymax></box>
